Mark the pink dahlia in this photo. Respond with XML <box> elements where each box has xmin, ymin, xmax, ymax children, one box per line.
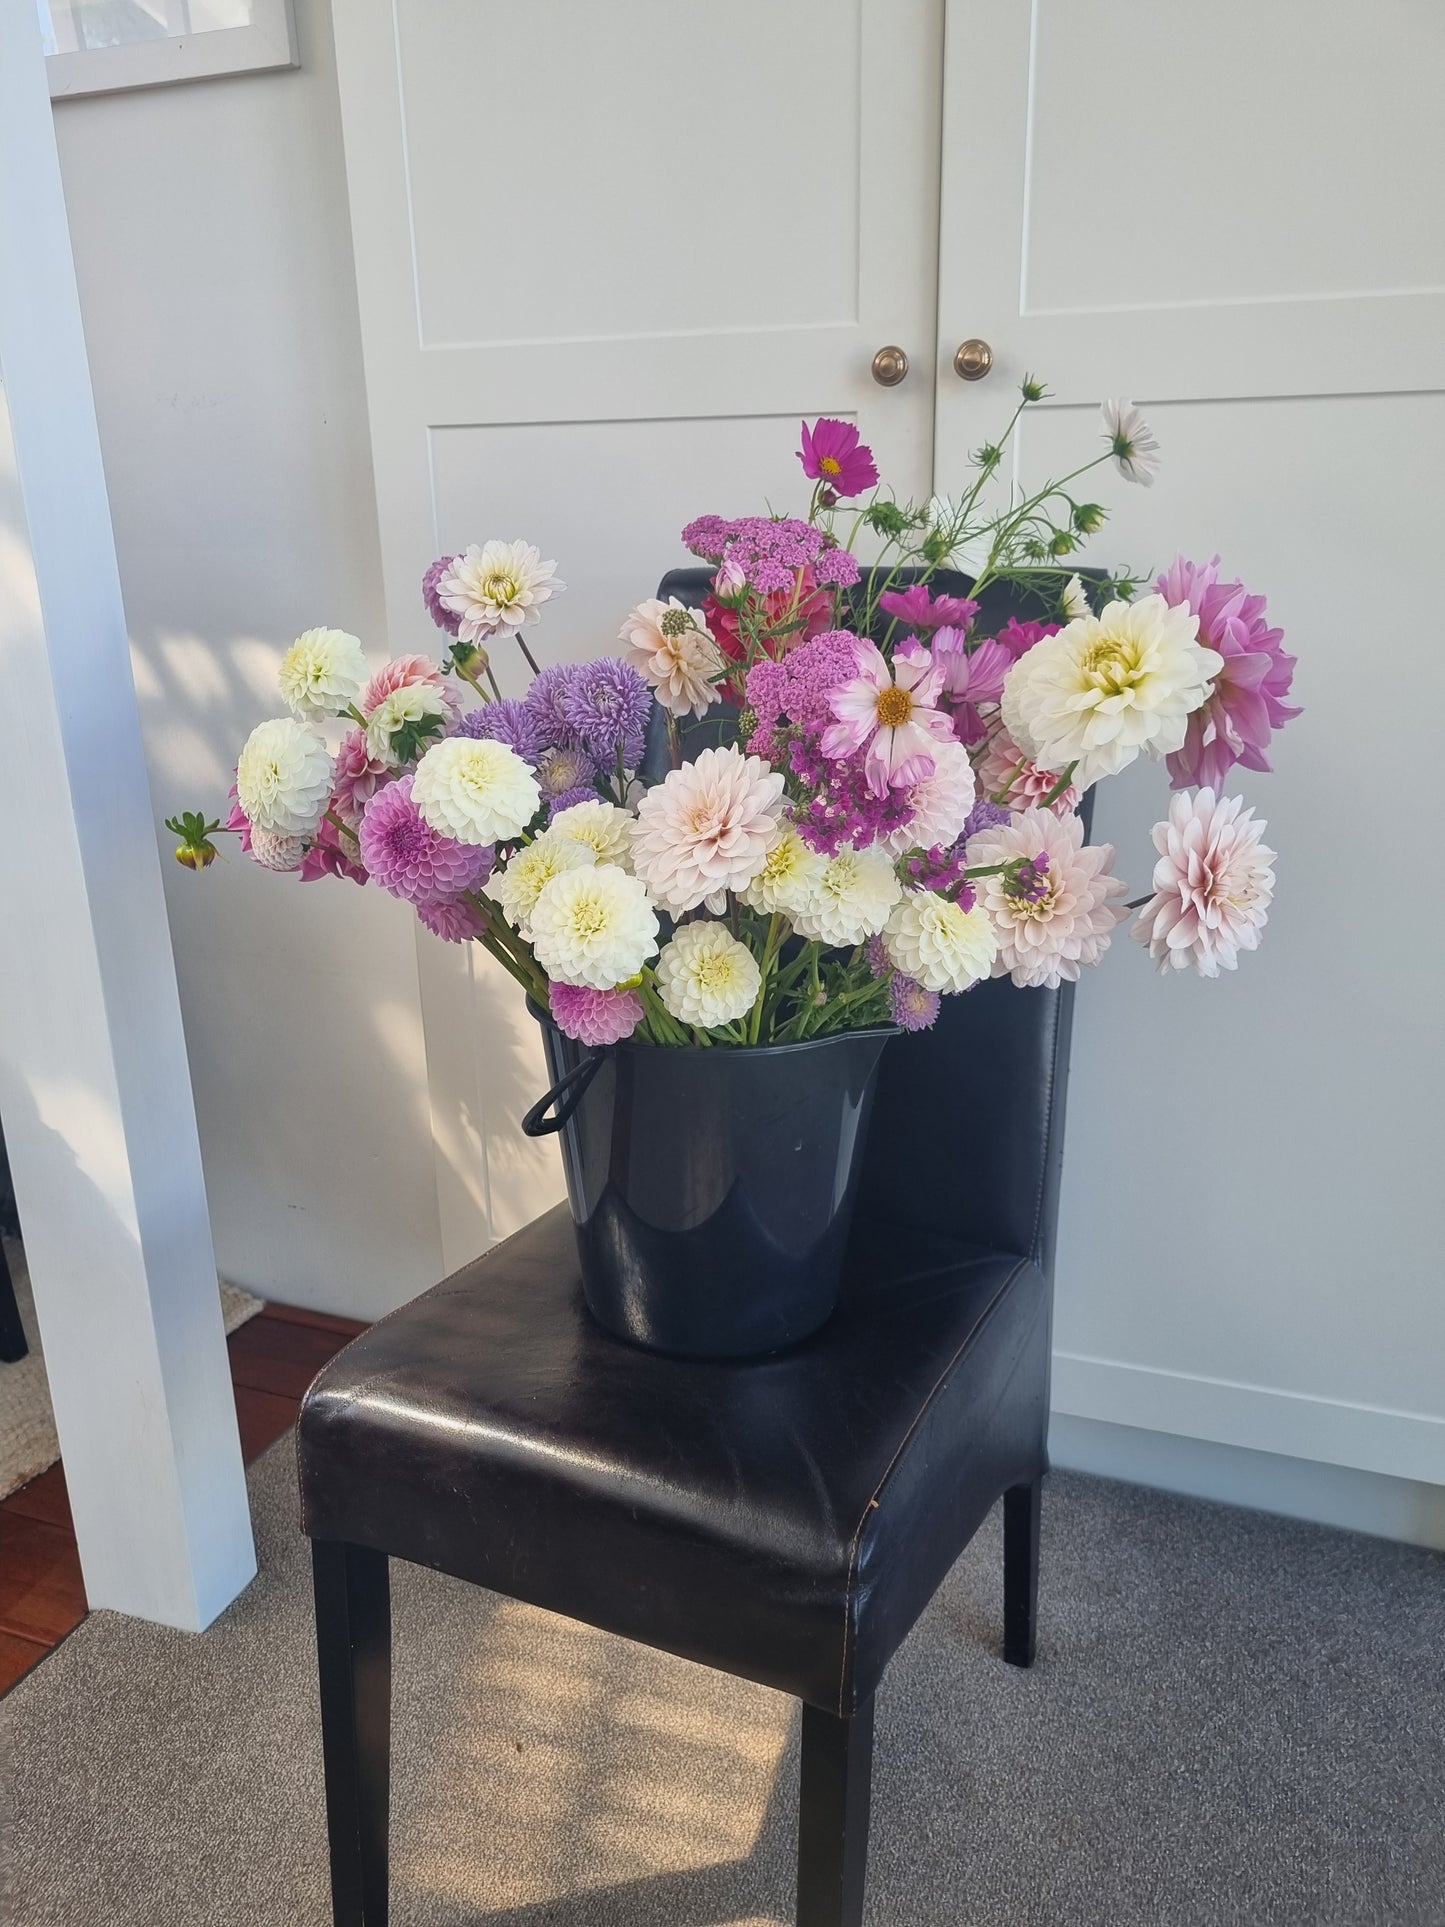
<box><xmin>930</xmin><ymin>630</ymin><xmax>1012</xmax><ymax>745</ymax></box>
<box><xmin>300</xmin><ymin>814</ymin><xmax>367</xmax><ymax>886</ymax></box>
<box><xmin>332</xmin><ymin>727</ymin><xmax>393</xmax><ymax>826</ymax></box>
<box><xmin>880</xmin><ymin>738</ymin><xmax>976</xmax><ymax>857</ymax></box>
<box><xmin>422</xmin><ymin>554</ymin><xmax>462</xmax><ymax>637</ymax></box>
<box><xmin>630</xmin><ymin>744</ymin><xmax>786</xmax><ymax>915</ymax></box>
<box><xmin>967</xmin><ymin>806</ymin><xmax>1127</xmax><ymax>989</ymax></box>
<box><xmin>1132</xmin><ymin>788</ymin><xmax>1275</xmax><ymax>977</ymax></box>
<box><xmin>549</xmin><ymin>981</ymin><xmax>644</xmax><ymax>1046</ymax></box>
<box><xmin>797</xmin><ymin>418</ymin><xmax>879</xmax><ymax>498</ymax></box>
<box><xmin>877</xmin><ymin>585</ymin><xmax>979</xmax><ymax>634</ymax></box>
<box><xmin>226</xmin><ymin>782</ymin><xmax>252</xmax><ymax>856</ymax></box>
<box><xmin>1156</xmin><ymin>556</ymin><xmax>1300</xmax><ymax>790</ymax></box>
<box><xmin>973</xmin><ymin>727</ymin><xmax>1079</xmax><ymax>816</ymax></box>
<box><xmin>359</xmin><ymin>653</ymin><xmax>457</xmax><ymax>721</ymax></box>
<box><xmin>822</xmin><ymin>638</ymin><xmax>954</xmax><ymax>797</ymax></box>
<box><xmin>417</xmin><ymin>896</ymin><xmax>486</xmax><ymax>943</ymax></box>
<box><xmin>358</xmin><ymin>775</ymin><xmax>495</xmax><ymax>905</ymax></box>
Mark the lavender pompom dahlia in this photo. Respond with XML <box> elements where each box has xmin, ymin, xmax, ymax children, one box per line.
<box><xmin>358</xmin><ymin>776</ymin><xmax>496</xmax><ymax>905</ymax></box>
<box><xmin>549</xmin><ymin>981</ymin><xmax>644</xmax><ymax>1046</ymax></box>
<box><xmin>422</xmin><ymin>554</ymin><xmax>462</xmax><ymax>636</ymax></box>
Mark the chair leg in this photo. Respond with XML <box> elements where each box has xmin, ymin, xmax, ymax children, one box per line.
<box><xmin>797</xmin><ymin>1696</ymin><xmax>875</xmax><ymax>1927</ymax></box>
<box><xmin>312</xmin><ymin>1540</ymin><xmax>391</xmax><ymax>1927</ymax></box>
<box><xmin>1003</xmin><ymin>1474</ymin><xmax>1042</xmax><ymax>1668</ymax></box>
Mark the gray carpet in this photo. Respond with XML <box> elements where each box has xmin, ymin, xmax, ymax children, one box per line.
<box><xmin>3</xmin><ymin>1447</ymin><xmax>1443</xmax><ymax>1927</ymax></box>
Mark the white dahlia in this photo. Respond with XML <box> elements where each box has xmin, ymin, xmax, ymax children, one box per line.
<box><xmin>277</xmin><ymin>627</ymin><xmax>368</xmax><ymax>720</ymax></box>
<box><xmin>880</xmin><ymin>737</ymin><xmax>977</xmax><ymax>857</ymax></box>
<box><xmin>968</xmin><ymin>806</ymin><xmax>1128</xmax><ymax>989</ymax></box>
<box><xmin>883</xmin><ymin>891</ymin><xmax>997</xmax><ymax>994</ymax></box>
<box><xmin>547</xmin><ymin>799</ymin><xmax>634</xmax><ymax>869</ymax></box>
<box><xmin>1000</xmin><ymin>593</ymin><xmax>1222</xmax><ymax>789</ymax></box>
<box><xmin>791</xmin><ymin>844</ymin><xmax>902</xmax><ymax>948</ymax></box>
<box><xmin>236</xmin><ymin>718</ymin><xmax>333</xmax><ymax>837</ymax></box>
<box><xmin>1131</xmin><ymin>788</ymin><xmax>1275</xmax><ymax>978</ymax></box>
<box><xmin>436</xmin><ymin>540</ymin><xmax>563</xmax><ymax>643</ymax></box>
<box><xmin>363</xmin><ymin>682</ymin><xmax>450</xmax><ymax>766</ymax></box>
<box><xmin>412</xmin><ymin>737</ymin><xmax>540</xmax><ymax>846</ymax></box>
<box><xmin>655</xmin><ymin>921</ymin><xmax>762</xmax><ymax>1029</ymax></box>
<box><xmin>1101</xmin><ymin>398</ymin><xmax>1161</xmax><ymax>487</ymax></box>
<box><xmin>248</xmin><ymin>827</ymin><xmax>307</xmax><ymax>873</ymax></box>
<box><xmin>619</xmin><ymin>597</ymin><xmax>724</xmax><ymax>719</ymax></box>
<box><xmin>741</xmin><ymin>824</ymin><xmax>827</xmax><ymax>919</ymax></box>
<box><xmin>631</xmin><ymin>744</ymin><xmax>786</xmax><ymax>915</ymax></box>
<box><xmin>493</xmin><ymin>834</ymin><xmax>595</xmax><ymax>936</ymax></box>
<box><xmin>529</xmin><ymin>863</ymin><xmax>659</xmax><ymax>989</ymax></box>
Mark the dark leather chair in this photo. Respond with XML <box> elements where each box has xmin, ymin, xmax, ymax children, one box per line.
<box><xmin>299</xmin><ymin>570</ymin><xmax>1082</xmax><ymax>1926</ymax></box>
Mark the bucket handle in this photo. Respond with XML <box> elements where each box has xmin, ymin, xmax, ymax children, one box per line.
<box><xmin>521</xmin><ymin>1049</ymin><xmax>607</xmax><ymax>1137</ymax></box>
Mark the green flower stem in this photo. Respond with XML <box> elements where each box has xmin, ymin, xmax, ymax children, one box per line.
<box><xmin>324</xmin><ymin>809</ymin><xmax>360</xmax><ymax>846</ymax></box>
<box><xmin>1038</xmin><ymin>760</ymin><xmax>1079</xmax><ymax>808</ymax></box>
<box><xmin>747</xmin><ymin>912</ymin><xmax>785</xmax><ymax>1046</ymax></box>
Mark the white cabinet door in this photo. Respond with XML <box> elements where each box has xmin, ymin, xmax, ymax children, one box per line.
<box><xmin>936</xmin><ymin>0</ymin><xmax>1445</xmax><ymax>1483</ymax></box>
<box><xmin>332</xmin><ymin>0</ymin><xmax>945</xmax><ymax>1265</ymax></box>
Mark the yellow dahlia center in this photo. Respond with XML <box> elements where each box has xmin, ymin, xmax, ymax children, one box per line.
<box><xmin>483</xmin><ymin>570</ymin><xmax>521</xmax><ymax>607</ymax></box>
<box><xmin>695</xmin><ymin>953</ymin><xmax>738</xmax><ymax>990</ymax></box>
<box><xmin>876</xmin><ymin>686</ymin><xmax>913</xmax><ymax>728</ymax></box>
<box><xmin>570</xmin><ymin>897</ymin><xmax>608</xmax><ymax>939</ymax></box>
<box><xmin>1080</xmin><ymin>638</ymin><xmax>1137</xmax><ymax>696</ymax></box>
<box><xmin>819</xmin><ymin>455</ymin><xmax>842</xmax><ymax>478</ymax></box>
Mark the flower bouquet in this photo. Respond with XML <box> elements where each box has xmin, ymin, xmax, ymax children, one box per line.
<box><xmin>175</xmin><ymin>387</ymin><xmax>1298</xmax><ymax>1355</ymax></box>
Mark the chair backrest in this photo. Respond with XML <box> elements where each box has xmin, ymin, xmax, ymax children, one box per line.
<box><xmin>652</xmin><ymin>564</ymin><xmax>1086</xmax><ymax>1274</ymax></box>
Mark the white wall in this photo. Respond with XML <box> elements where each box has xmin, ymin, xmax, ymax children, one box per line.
<box><xmin>50</xmin><ymin>0</ymin><xmax>443</xmax><ymax>1320</ymax></box>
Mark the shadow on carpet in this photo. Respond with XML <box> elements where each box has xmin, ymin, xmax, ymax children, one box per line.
<box><xmin>2</xmin><ymin>1444</ymin><xmax>1443</xmax><ymax>1925</ymax></box>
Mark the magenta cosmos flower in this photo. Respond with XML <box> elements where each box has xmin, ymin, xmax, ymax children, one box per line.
<box><xmin>878</xmin><ymin>584</ymin><xmax>979</xmax><ymax>634</ymax></box>
<box><xmin>1156</xmin><ymin>556</ymin><xmax>1300</xmax><ymax>790</ymax></box>
<box><xmin>930</xmin><ymin>629</ymin><xmax>1012</xmax><ymax>745</ymax></box>
<box><xmin>821</xmin><ymin>637</ymin><xmax>954</xmax><ymax>797</ymax></box>
<box><xmin>797</xmin><ymin>418</ymin><xmax>879</xmax><ymax>498</ymax></box>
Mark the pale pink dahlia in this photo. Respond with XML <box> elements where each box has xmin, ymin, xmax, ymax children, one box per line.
<box><xmin>549</xmin><ymin>981</ymin><xmax>644</xmax><ymax>1046</ymax></box>
<box><xmin>630</xmin><ymin>744</ymin><xmax>786</xmax><ymax>915</ymax></box>
<box><xmin>332</xmin><ymin>727</ymin><xmax>393</xmax><ymax>826</ymax></box>
<box><xmin>821</xmin><ymin>638</ymin><xmax>954</xmax><ymax>797</ymax></box>
<box><xmin>968</xmin><ymin>806</ymin><xmax>1127</xmax><ymax>989</ymax></box>
<box><xmin>1156</xmin><ymin>556</ymin><xmax>1300</xmax><ymax>791</ymax></box>
<box><xmin>973</xmin><ymin>727</ymin><xmax>1079</xmax><ymax>816</ymax></box>
<box><xmin>358</xmin><ymin>775</ymin><xmax>495</xmax><ymax>905</ymax></box>
<box><xmin>880</xmin><ymin>738</ymin><xmax>976</xmax><ymax>857</ymax></box>
<box><xmin>358</xmin><ymin>654</ymin><xmax>457</xmax><ymax>721</ymax></box>
<box><xmin>1131</xmin><ymin>788</ymin><xmax>1275</xmax><ymax>977</ymax></box>
<box><xmin>417</xmin><ymin>896</ymin><xmax>486</xmax><ymax>943</ymax></box>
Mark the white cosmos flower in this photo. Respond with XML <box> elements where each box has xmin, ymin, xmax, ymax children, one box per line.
<box><xmin>791</xmin><ymin>844</ymin><xmax>902</xmax><ymax>947</ymax></box>
<box><xmin>619</xmin><ymin>597</ymin><xmax>724</xmax><ymax>719</ymax></box>
<box><xmin>547</xmin><ymin>799</ymin><xmax>634</xmax><ymax>869</ymax></box>
<box><xmin>880</xmin><ymin>737</ymin><xmax>976</xmax><ymax>858</ymax></box>
<box><xmin>1101</xmin><ymin>398</ymin><xmax>1161</xmax><ymax>487</ymax></box>
<box><xmin>1061</xmin><ymin>574</ymin><xmax>1091</xmax><ymax>621</ymax></box>
<box><xmin>1131</xmin><ymin>788</ymin><xmax>1276</xmax><ymax>977</ymax></box>
<box><xmin>529</xmin><ymin>863</ymin><xmax>659</xmax><ymax>990</ymax></box>
<box><xmin>236</xmin><ymin>717</ymin><xmax>333</xmax><ymax>837</ymax></box>
<box><xmin>883</xmin><ymin>891</ymin><xmax>997</xmax><ymax>994</ymax></box>
<box><xmin>411</xmin><ymin>736</ymin><xmax>540</xmax><ymax>846</ymax></box>
<box><xmin>363</xmin><ymin>682</ymin><xmax>450</xmax><ymax>766</ymax></box>
<box><xmin>278</xmin><ymin>627</ymin><xmax>368</xmax><ymax>720</ymax></box>
<box><xmin>493</xmin><ymin>834</ymin><xmax>595</xmax><ymax>936</ymax></box>
<box><xmin>655</xmin><ymin>922</ymin><xmax>761</xmax><ymax>1029</ymax></box>
<box><xmin>741</xmin><ymin>824</ymin><xmax>827</xmax><ymax>918</ymax></box>
<box><xmin>1000</xmin><ymin>593</ymin><xmax>1223</xmax><ymax>789</ymax></box>
<box><xmin>438</xmin><ymin>540</ymin><xmax>564</xmax><ymax>643</ymax></box>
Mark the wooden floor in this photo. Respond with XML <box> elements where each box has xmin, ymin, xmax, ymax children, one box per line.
<box><xmin>0</xmin><ymin>1302</ymin><xmax>367</xmax><ymax>1697</ymax></box>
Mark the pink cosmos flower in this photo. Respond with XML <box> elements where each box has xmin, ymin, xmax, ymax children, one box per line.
<box><xmin>797</xmin><ymin>418</ymin><xmax>879</xmax><ymax>498</ymax></box>
<box><xmin>973</xmin><ymin>727</ymin><xmax>1079</xmax><ymax>816</ymax></box>
<box><xmin>549</xmin><ymin>981</ymin><xmax>644</xmax><ymax>1046</ymax></box>
<box><xmin>358</xmin><ymin>653</ymin><xmax>457</xmax><ymax>721</ymax></box>
<box><xmin>877</xmin><ymin>585</ymin><xmax>979</xmax><ymax>634</ymax></box>
<box><xmin>1131</xmin><ymin>787</ymin><xmax>1275</xmax><ymax>977</ymax></box>
<box><xmin>930</xmin><ymin>630</ymin><xmax>1012</xmax><ymax>745</ymax></box>
<box><xmin>822</xmin><ymin>638</ymin><xmax>954</xmax><ymax>797</ymax></box>
<box><xmin>994</xmin><ymin>616</ymin><xmax>1061</xmax><ymax>661</ymax></box>
<box><xmin>1156</xmin><ymin>556</ymin><xmax>1300</xmax><ymax>790</ymax></box>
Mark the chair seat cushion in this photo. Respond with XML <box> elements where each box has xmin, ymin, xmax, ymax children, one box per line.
<box><xmin>298</xmin><ymin>1205</ymin><xmax>1050</xmax><ymax>1712</ymax></box>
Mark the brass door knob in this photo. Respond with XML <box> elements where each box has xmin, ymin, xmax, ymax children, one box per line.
<box><xmin>870</xmin><ymin>345</ymin><xmax>909</xmax><ymax>387</ymax></box>
<box><xmin>953</xmin><ymin>338</ymin><xmax>994</xmax><ymax>381</ymax></box>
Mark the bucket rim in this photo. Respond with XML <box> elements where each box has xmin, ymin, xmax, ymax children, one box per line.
<box><xmin>527</xmin><ymin>999</ymin><xmax>899</xmax><ymax>1060</ymax></box>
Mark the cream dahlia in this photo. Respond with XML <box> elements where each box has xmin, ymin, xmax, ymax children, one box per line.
<box><xmin>278</xmin><ymin>627</ymin><xmax>368</xmax><ymax>720</ymax></box>
<box><xmin>880</xmin><ymin>737</ymin><xmax>977</xmax><ymax>856</ymax></box>
<box><xmin>741</xmin><ymin>824</ymin><xmax>826</xmax><ymax>918</ymax></box>
<box><xmin>437</xmin><ymin>541</ymin><xmax>563</xmax><ymax>643</ymax></box>
<box><xmin>529</xmin><ymin>863</ymin><xmax>659</xmax><ymax>989</ymax></box>
<box><xmin>1000</xmin><ymin>594</ymin><xmax>1222</xmax><ymax>789</ymax></box>
<box><xmin>235</xmin><ymin>718</ymin><xmax>333</xmax><ymax>837</ymax></box>
<box><xmin>968</xmin><ymin>806</ymin><xmax>1128</xmax><ymax>989</ymax></box>
<box><xmin>547</xmin><ymin>799</ymin><xmax>634</xmax><ymax>869</ymax></box>
<box><xmin>492</xmin><ymin>834</ymin><xmax>596</xmax><ymax>935</ymax></box>
<box><xmin>1131</xmin><ymin>788</ymin><xmax>1275</xmax><ymax>977</ymax></box>
<box><xmin>619</xmin><ymin>597</ymin><xmax>725</xmax><ymax>718</ymax></box>
<box><xmin>363</xmin><ymin>682</ymin><xmax>451</xmax><ymax>766</ymax></box>
<box><xmin>883</xmin><ymin>890</ymin><xmax>997</xmax><ymax>994</ymax></box>
<box><xmin>973</xmin><ymin>727</ymin><xmax>1079</xmax><ymax>816</ymax></box>
<box><xmin>248</xmin><ymin>827</ymin><xmax>308</xmax><ymax>872</ymax></box>
<box><xmin>411</xmin><ymin>737</ymin><xmax>540</xmax><ymax>846</ymax></box>
<box><xmin>791</xmin><ymin>844</ymin><xmax>902</xmax><ymax>947</ymax></box>
<box><xmin>654</xmin><ymin>922</ymin><xmax>762</xmax><ymax>1029</ymax></box>
<box><xmin>631</xmin><ymin>745</ymin><xmax>786</xmax><ymax>915</ymax></box>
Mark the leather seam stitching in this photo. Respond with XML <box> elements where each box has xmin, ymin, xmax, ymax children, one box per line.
<box><xmin>835</xmin><ymin>1253</ymin><xmax>1028</xmax><ymax>1716</ymax></box>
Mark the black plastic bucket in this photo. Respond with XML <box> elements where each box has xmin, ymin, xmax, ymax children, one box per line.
<box><xmin>524</xmin><ymin>1013</ymin><xmax>895</xmax><ymax>1358</ymax></box>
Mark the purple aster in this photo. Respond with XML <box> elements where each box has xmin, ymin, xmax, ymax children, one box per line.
<box><xmin>550</xmin><ymin>981</ymin><xmax>644</xmax><ymax>1046</ymax></box>
<box><xmin>548</xmin><ymin>786</ymin><xmax>600</xmax><ymax>818</ymax></box>
<box><xmin>1156</xmin><ymin>555</ymin><xmax>1300</xmax><ymax>790</ymax></box>
<box><xmin>878</xmin><ymin>585</ymin><xmax>979</xmax><ymax>634</ymax></box>
<box><xmin>422</xmin><ymin>554</ymin><xmax>462</xmax><ymax>637</ymax></box>
<box><xmin>521</xmin><ymin>661</ymin><xmax>584</xmax><ymax>750</ymax></box>
<box><xmin>417</xmin><ymin>896</ymin><xmax>487</xmax><ymax>943</ymax></box>
<box><xmin>888</xmin><ymin>975</ymin><xmax>941</xmax><ymax>1031</ymax></box>
<box><xmin>865</xmin><ymin>934</ymin><xmax>890</xmax><ymax>978</ymax></box>
<box><xmin>536</xmin><ymin>744</ymin><xmax>598</xmax><ymax>801</ymax></box>
<box><xmin>558</xmin><ymin>657</ymin><xmax>652</xmax><ymax>767</ymax></box>
<box><xmin>358</xmin><ymin>776</ymin><xmax>496</xmax><ymax>906</ymax></box>
<box><xmin>459</xmin><ymin>698</ymin><xmax>545</xmax><ymax>764</ymax></box>
<box><xmin>962</xmin><ymin>795</ymin><xmax>1011</xmax><ymax>841</ymax></box>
